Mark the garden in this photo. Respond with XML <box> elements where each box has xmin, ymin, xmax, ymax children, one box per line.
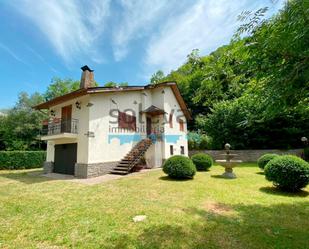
<box><xmin>0</xmin><ymin>1</ymin><xmax>308</xmax><ymax>248</ymax></box>
<box><xmin>0</xmin><ymin>153</ymin><xmax>308</xmax><ymax>248</ymax></box>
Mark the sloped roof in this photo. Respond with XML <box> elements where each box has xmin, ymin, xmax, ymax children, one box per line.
<box><xmin>33</xmin><ymin>82</ymin><xmax>191</xmax><ymax>119</ymax></box>
<box><xmin>140</xmin><ymin>105</ymin><xmax>166</xmax><ymax>115</ymax></box>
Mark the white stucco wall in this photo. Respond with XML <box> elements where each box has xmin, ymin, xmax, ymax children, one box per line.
<box><xmin>88</xmin><ymin>91</ymin><xmax>144</xmax><ymax>163</ymax></box>
<box><xmin>163</xmin><ymin>86</ymin><xmax>188</xmax><ymax>159</ymax></box>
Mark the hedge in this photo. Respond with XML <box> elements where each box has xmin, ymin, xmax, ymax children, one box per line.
<box><xmin>0</xmin><ymin>151</ymin><xmax>46</xmax><ymax>170</ymax></box>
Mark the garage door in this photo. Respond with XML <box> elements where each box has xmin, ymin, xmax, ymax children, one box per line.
<box><xmin>54</xmin><ymin>143</ymin><xmax>77</xmax><ymax>175</ymax></box>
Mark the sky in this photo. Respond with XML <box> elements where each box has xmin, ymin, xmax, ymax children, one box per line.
<box><xmin>0</xmin><ymin>0</ymin><xmax>285</xmax><ymax>109</ymax></box>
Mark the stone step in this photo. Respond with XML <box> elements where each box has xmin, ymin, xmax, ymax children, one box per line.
<box><xmin>112</xmin><ymin>168</ymin><xmax>129</xmax><ymax>172</ymax></box>
<box><xmin>116</xmin><ymin>164</ymin><xmax>130</xmax><ymax>168</ymax></box>
<box><xmin>111</xmin><ymin>138</ymin><xmax>152</xmax><ymax>175</ymax></box>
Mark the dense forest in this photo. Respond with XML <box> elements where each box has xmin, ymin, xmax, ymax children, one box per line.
<box><xmin>0</xmin><ymin>0</ymin><xmax>308</xmax><ymax>151</ymax></box>
<box><xmin>151</xmin><ymin>0</ymin><xmax>309</xmax><ymax>149</ymax></box>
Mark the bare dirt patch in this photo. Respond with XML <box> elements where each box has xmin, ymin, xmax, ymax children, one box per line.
<box><xmin>204</xmin><ymin>200</ymin><xmax>234</xmax><ymax>215</ymax></box>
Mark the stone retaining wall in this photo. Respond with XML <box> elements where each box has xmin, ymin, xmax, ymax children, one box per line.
<box><xmin>189</xmin><ymin>149</ymin><xmax>304</xmax><ymax>162</ymax></box>
<box><xmin>75</xmin><ymin>161</ymin><xmax>118</xmax><ymax>178</ymax></box>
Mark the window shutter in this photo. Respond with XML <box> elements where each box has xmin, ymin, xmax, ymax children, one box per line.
<box><xmin>179</xmin><ymin>119</ymin><xmax>184</xmax><ymax>131</ymax></box>
<box><xmin>169</xmin><ymin>113</ymin><xmax>173</xmax><ymax>128</ymax></box>
<box><xmin>118</xmin><ymin>111</ymin><xmax>136</xmax><ymax>131</ymax></box>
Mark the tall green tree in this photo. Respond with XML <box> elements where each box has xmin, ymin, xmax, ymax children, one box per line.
<box><xmin>104</xmin><ymin>81</ymin><xmax>128</xmax><ymax>87</ymax></box>
<box><xmin>0</xmin><ymin>92</ymin><xmax>46</xmax><ymax>151</ymax></box>
<box><xmin>151</xmin><ymin>0</ymin><xmax>309</xmax><ymax>149</ymax></box>
<box><xmin>44</xmin><ymin>77</ymin><xmax>80</xmax><ymax>101</ymax></box>
<box><xmin>150</xmin><ymin>70</ymin><xmax>165</xmax><ymax>84</ymax></box>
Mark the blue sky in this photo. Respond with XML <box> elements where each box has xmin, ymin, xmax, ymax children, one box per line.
<box><xmin>0</xmin><ymin>0</ymin><xmax>284</xmax><ymax>109</ymax></box>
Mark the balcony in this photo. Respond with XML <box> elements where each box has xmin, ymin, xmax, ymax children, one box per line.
<box><xmin>40</xmin><ymin>118</ymin><xmax>78</xmax><ymax>140</ymax></box>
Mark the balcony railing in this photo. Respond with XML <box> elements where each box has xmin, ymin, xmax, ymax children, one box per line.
<box><xmin>41</xmin><ymin>118</ymin><xmax>78</xmax><ymax>136</ymax></box>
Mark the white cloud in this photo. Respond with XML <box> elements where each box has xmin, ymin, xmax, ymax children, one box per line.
<box><xmin>7</xmin><ymin>0</ymin><xmax>284</xmax><ymax>72</ymax></box>
<box><xmin>0</xmin><ymin>42</ymin><xmax>29</xmax><ymax>66</ymax></box>
<box><xmin>112</xmin><ymin>0</ymin><xmax>180</xmax><ymax>61</ymax></box>
<box><xmin>10</xmin><ymin>0</ymin><xmax>110</xmax><ymax>63</ymax></box>
<box><xmin>145</xmin><ymin>0</ymin><xmax>285</xmax><ymax>74</ymax></box>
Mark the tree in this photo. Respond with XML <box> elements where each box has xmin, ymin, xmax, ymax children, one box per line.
<box><xmin>150</xmin><ymin>70</ymin><xmax>165</xmax><ymax>84</ymax></box>
<box><xmin>150</xmin><ymin>0</ymin><xmax>309</xmax><ymax>149</ymax></box>
<box><xmin>104</xmin><ymin>81</ymin><xmax>128</xmax><ymax>87</ymax></box>
<box><xmin>44</xmin><ymin>77</ymin><xmax>80</xmax><ymax>101</ymax></box>
<box><xmin>0</xmin><ymin>92</ymin><xmax>47</xmax><ymax>151</ymax></box>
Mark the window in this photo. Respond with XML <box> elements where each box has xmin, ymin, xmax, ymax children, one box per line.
<box><xmin>170</xmin><ymin>145</ymin><xmax>174</xmax><ymax>155</ymax></box>
<box><xmin>179</xmin><ymin>119</ymin><xmax>184</xmax><ymax>131</ymax></box>
<box><xmin>169</xmin><ymin>113</ymin><xmax>173</xmax><ymax>128</ymax></box>
<box><xmin>118</xmin><ymin>111</ymin><xmax>136</xmax><ymax>131</ymax></box>
<box><xmin>180</xmin><ymin>146</ymin><xmax>185</xmax><ymax>155</ymax></box>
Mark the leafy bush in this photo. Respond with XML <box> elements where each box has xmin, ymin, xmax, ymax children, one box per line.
<box><xmin>265</xmin><ymin>155</ymin><xmax>309</xmax><ymax>192</ymax></box>
<box><xmin>0</xmin><ymin>151</ymin><xmax>46</xmax><ymax>170</ymax></box>
<box><xmin>163</xmin><ymin>155</ymin><xmax>196</xmax><ymax>179</ymax></box>
<box><xmin>191</xmin><ymin>153</ymin><xmax>213</xmax><ymax>171</ymax></box>
<box><xmin>257</xmin><ymin>154</ymin><xmax>279</xmax><ymax>170</ymax></box>
<box><xmin>187</xmin><ymin>132</ymin><xmax>213</xmax><ymax>150</ymax></box>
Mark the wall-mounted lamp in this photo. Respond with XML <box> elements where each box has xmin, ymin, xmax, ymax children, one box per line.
<box><xmin>50</xmin><ymin>110</ymin><xmax>55</xmax><ymax>117</ymax></box>
<box><xmin>142</xmin><ymin>92</ymin><xmax>147</xmax><ymax>96</ymax></box>
<box><xmin>161</xmin><ymin>90</ymin><xmax>165</xmax><ymax>94</ymax></box>
<box><xmin>133</xmin><ymin>100</ymin><xmax>138</xmax><ymax>104</ymax></box>
<box><xmin>75</xmin><ymin>101</ymin><xmax>81</xmax><ymax>109</ymax></box>
<box><xmin>86</xmin><ymin>102</ymin><xmax>94</xmax><ymax>107</ymax></box>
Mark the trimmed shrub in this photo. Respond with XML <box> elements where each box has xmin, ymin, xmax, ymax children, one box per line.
<box><xmin>265</xmin><ymin>155</ymin><xmax>309</xmax><ymax>192</ymax></box>
<box><xmin>191</xmin><ymin>153</ymin><xmax>213</xmax><ymax>171</ymax></box>
<box><xmin>0</xmin><ymin>151</ymin><xmax>46</xmax><ymax>170</ymax></box>
<box><xmin>257</xmin><ymin>154</ymin><xmax>279</xmax><ymax>170</ymax></box>
<box><xmin>163</xmin><ymin>155</ymin><xmax>196</xmax><ymax>179</ymax></box>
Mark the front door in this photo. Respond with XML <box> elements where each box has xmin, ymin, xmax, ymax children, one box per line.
<box><xmin>61</xmin><ymin>105</ymin><xmax>72</xmax><ymax>133</ymax></box>
<box><xmin>54</xmin><ymin>143</ymin><xmax>77</xmax><ymax>175</ymax></box>
<box><xmin>146</xmin><ymin>117</ymin><xmax>152</xmax><ymax>135</ymax></box>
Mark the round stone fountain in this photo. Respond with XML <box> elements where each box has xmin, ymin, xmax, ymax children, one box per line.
<box><xmin>215</xmin><ymin>143</ymin><xmax>242</xmax><ymax>179</ymax></box>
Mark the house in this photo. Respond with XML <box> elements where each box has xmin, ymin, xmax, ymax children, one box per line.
<box><xmin>34</xmin><ymin>66</ymin><xmax>191</xmax><ymax>178</ymax></box>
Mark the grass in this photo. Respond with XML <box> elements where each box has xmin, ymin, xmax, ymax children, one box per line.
<box><xmin>0</xmin><ymin>163</ymin><xmax>308</xmax><ymax>249</ymax></box>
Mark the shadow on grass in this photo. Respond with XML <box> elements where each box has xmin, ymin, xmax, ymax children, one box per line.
<box><xmin>132</xmin><ymin>202</ymin><xmax>309</xmax><ymax>249</ymax></box>
<box><xmin>0</xmin><ymin>169</ymin><xmax>53</xmax><ymax>184</ymax></box>
<box><xmin>210</xmin><ymin>175</ymin><xmax>234</xmax><ymax>180</ymax></box>
<box><xmin>256</xmin><ymin>172</ymin><xmax>265</xmax><ymax>175</ymax></box>
<box><xmin>159</xmin><ymin>176</ymin><xmax>194</xmax><ymax>182</ymax></box>
<box><xmin>259</xmin><ymin>186</ymin><xmax>309</xmax><ymax>197</ymax></box>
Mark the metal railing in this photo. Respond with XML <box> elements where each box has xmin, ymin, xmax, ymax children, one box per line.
<box><xmin>41</xmin><ymin>118</ymin><xmax>78</xmax><ymax>136</ymax></box>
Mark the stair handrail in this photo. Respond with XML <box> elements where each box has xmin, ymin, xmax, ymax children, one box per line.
<box><xmin>127</xmin><ymin>139</ymin><xmax>152</xmax><ymax>172</ymax></box>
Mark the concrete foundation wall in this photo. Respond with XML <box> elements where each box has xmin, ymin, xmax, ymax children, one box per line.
<box><xmin>189</xmin><ymin>149</ymin><xmax>304</xmax><ymax>162</ymax></box>
<box><xmin>43</xmin><ymin>161</ymin><xmax>54</xmax><ymax>174</ymax></box>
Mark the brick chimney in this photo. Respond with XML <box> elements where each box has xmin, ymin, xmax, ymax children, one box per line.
<box><xmin>80</xmin><ymin>65</ymin><xmax>95</xmax><ymax>89</ymax></box>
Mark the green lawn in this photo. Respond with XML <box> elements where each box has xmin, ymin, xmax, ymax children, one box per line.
<box><xmin>0</xmin><ymin>164</ymin><xmax>308</xmax><ymax>249</ymax></box>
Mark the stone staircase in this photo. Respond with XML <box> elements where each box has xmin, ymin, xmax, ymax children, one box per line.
<box><xmin>110</xmin><ymin>138</ymin><xmax>152</xmax><ymax>175</ymax></box>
